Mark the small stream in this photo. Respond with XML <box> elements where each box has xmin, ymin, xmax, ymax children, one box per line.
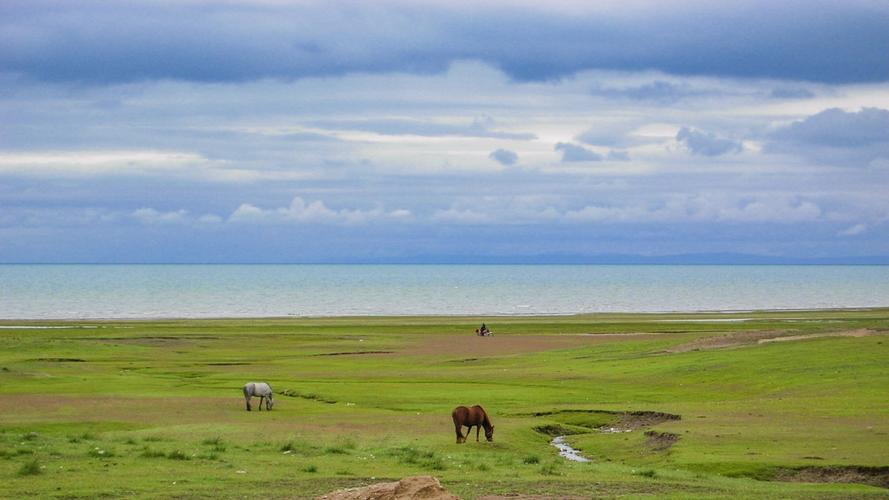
<box><xmin>550</xmin><ymin>436</ymin><xmax>590</xmax><ymax>462</ymax></box>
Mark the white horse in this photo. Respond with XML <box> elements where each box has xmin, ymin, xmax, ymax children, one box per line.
<box><xmin>243</xmin><ymin>382</ymin><xmax>274</xmax><ymax>411</ymax></box>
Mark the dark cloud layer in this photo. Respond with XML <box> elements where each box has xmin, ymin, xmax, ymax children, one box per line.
<box><xmin>769</xmin><ymin>108</ymin><xmax>889</xmax><ymax>148</ymax></box>
<box><xmin>766</xmin><ymin>107</ymin><xmax>889</xmax><ymax>166</ymax></box>
<box><xmin>676</xmin><ymin>127</ymin><xmax>743</xmax><ymax>156</ymax></box>
<box><xmin>590</xmin><ymin>80</ymin><xmax>709</xmax><ymax>104</ymax></box>
<box><xmin>3</xmin><ymin>1</ymin><xmax>889</xmax><ymax>84</ymax></box>
<box><xmin>555</xmin><ymin>142</ymin><xmax>602</xmax><ymax>162</ymax></box>
<box><xmin>489</xmin><ymin>149</ymin><xmax>518</xmax><ymax>166</ymax></box>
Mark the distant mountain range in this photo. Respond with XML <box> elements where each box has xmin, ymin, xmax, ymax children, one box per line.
<box><xmin>346</xmin><ymin>253</ymin><xmax>889</xmax><ymax>265</ymax></box>
<box><xmin>11</xmin><ymin>253</ymin><xmax>887</xmax><ymax>265</ymax></box>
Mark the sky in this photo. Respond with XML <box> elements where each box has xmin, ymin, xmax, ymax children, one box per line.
<box><xmin>2</xmin><ymin>0</ymin><xmax>889</xmax><ymax>263</ymax></box>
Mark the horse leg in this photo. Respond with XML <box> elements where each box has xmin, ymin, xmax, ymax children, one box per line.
<box><xmin>246</xmin><ymin>397</ymin><xmax>251</xmax><ymax>411</ymax></box>
<box><xmin>258</xmin><ymin>396</ymin><xmax>264</xmax><ymax>411</ymax></box>
<box><xmin>476</xmin><ymin>425</ymin><xmax>481</xmax><ymax>442</ymax></box>
<box><xmin>454</xmin><ymin>422</ymin><xmax>464</xmax><ymax>443</ymax></box>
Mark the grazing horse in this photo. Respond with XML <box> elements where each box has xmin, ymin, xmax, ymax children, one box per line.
<box><xmin>452</xmin><ymin>405</ymin><xmax>494</xmax><ymax>443</ymax></box>
<box><xmin>243</xmin><ymin>382</ymin><xmax>274</xmax><ymax>411</ymax></box>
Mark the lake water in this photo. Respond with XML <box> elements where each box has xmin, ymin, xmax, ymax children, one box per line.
<box><xmin>1</xmin><ymin>264</ymin><xmax>888</xmax><ymax>319</ymax></box>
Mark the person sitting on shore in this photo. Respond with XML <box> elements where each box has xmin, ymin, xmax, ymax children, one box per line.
<box><xmin>479</xmin><ymin>323</ymin><xmax>491</xmax><ymax>336</ymax></box>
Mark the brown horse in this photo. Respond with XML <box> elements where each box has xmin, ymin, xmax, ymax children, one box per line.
<box><xmin>452</xmin><ymin>405</ymin><xmax>494</xmax><ymax>443</ymax></box>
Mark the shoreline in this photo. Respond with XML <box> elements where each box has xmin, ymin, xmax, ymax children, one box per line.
<box><xmin>2</xmin><ymin>306</ymin><xmax>887</xmax><ymax>323</ymax></box>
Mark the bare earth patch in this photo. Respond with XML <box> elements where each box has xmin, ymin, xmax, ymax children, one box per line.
<box><xmin>317</xmin><ymin>475</ymin><xmax>458</xmax><ymax>500</ymax></box>
<box><xmin>757</xmin><ymin>328</ymin><xmax>879</xmax><ymax>344</ymax></box>
<box><xmin>666</xmin><ymin>329</ymin><xmax>882</xmax><ymax>353</ymax></box>
<box><xmin>404</xmin><ymin>333</ymin><xmax>665</xmax><ymax>357</ymax></box>
<box><xmin>644</xmin><ymin>430</ymin><xmax>680</xmax><ymax>451</ymax></box>
<box><xmin>615</xmin><ymin>411</ymin><xmax>681</xmax><ymax>430</ymax></box>
<box><xmin>773</xmin><ymin>465</ymin><xmax>889</xmax><ymax>489</ymax></box>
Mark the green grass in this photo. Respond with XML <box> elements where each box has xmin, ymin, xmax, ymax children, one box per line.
<box><xmin>0</xmin><ymin>310</ymin><xmax>888</xmax><ymax>498</ymax></box>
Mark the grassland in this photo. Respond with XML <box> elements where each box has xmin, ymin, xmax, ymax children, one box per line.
<box><xmin>1</xmin><ymin>309</ymin><xmax>888</xmax><ymax>498</ymax></box>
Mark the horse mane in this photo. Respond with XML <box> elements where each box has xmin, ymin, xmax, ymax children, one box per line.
<box><xmin>475</xmin><ymin>405</ymin><xmax>492</xmax><ymax>429</ymax></box>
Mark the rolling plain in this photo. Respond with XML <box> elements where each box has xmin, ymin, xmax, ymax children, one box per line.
<box><xmin>1</xmin><ymin>309</ymin><xmax>888</xmax><ymax>498</ymax></box>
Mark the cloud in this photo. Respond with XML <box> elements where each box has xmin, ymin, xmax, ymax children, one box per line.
<box><xmin>769</xmin><ymin>107</ymin><xmax>889</xmax><ymax>148</ymax></box>
<box><xmin>839</xmin><ymin>223</ymin><xmax>867</xmax><ymax>236</ymax></box>
<box><xmin>0</xmin><ymin>150</ymin><xmax>208</xmax><ymax>176</ymax></box>
<box><xmin>555</xmin><ymin>143</ymin><xmax>602</xmax><ymax>162</ymax></box>
<box><xmin>565</xmin><ymin>194</ymin><xmax>821</xmax><ymax>224</ymax></box>
<box><xmin>606</xmin><ymin>150</ymin><xmax>630</xmax><ymax>161</ymax></box>
<box><xmin>489</xmin><ymin>148</ymin><xmax>518</xmax><ymax>166</ymax></box>
<box><xmin>589</xmin><ymin>80</ymin><xmax>709</xmax><ymax>104</ymax></box>
<box><xmin>310</xmin><ymin>117</ymin><xmax>536</xmax><ymax>140</ymax></box>
<box><xmin>4</xmin><ymin>1</ymin><xmax>889</xmax><ymax>84</ymax></box>
<box><xmin>769</xmin><ymin>87</ymin><xmax>815</xmax><ymax>99</ymax></box>
<box><xmin>765</xmin><ymin>107</ymin><xmax>889</xmax><ymax>166</ymax></box>
<box><xmin>431</xmin><ymin>208</ymin><xmax>494</xmax><ymax>224</ymax></box>
<box><xmin>676</xmin><ymin>127</ymin><xmax>743</xmax><ymax>156</ymax></box>
<box><xmin>228</xmin><ymin>197</ymin><xmax>411</xmax><ymax>225</ymax></box>
<box><xmin>132</xmin><ymin>208</ymin><xmax>188</xmax><ymax>224</ymax></box>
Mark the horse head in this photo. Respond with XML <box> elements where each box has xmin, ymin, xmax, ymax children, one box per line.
<box><xmin>265</xmin><ymin>394</ymin><xmax>274</xmax><ymax>410</ymax></box>
<box><xmin>485</xmin><ymin>425</ymin><xmax>494</xmax><ymax>442</ymax></box>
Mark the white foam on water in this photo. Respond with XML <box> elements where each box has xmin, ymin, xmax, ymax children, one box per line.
<box><xmin>551</xmin><ymin>436</ymin><xmax>590</xmax><ymax>462</ymax></box>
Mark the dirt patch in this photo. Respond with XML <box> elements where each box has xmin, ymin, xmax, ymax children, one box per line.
<box><xmin>616</xmin><ymin>411</ymin><xmax>681</xmax><ymax>430</ymax></box>
<box><xmin>773</xmin><ymin>465</ymin><xmax>889</xmax><ymax>489</ymax></box>
<box><xmin>665</xmin><ymin>329</ymin><xmax>882</xmax><ymax>353</ymax></box>
<box><xmin>526</xmin><ymin>409</ymin><xmax>680</xmax><ymax>431</ymax></box>
<box><xmin>757</xmin><ymin>328</ymin><xmax>879</xmax><ymax>344</ymax></box>
<box><xmin>317</xmin><ymin>475</ymin><xmax>458</xmax><ymax>500</ymax></box>
<box><xmin>31</xmin><ymin>358</ymin><xmax>86</xmax><ymax>363</ymax></box>
<box><xmin>312</xmin><ymin>351</ymin><xmax>395</xmax><ymax>357</ymax></box>
<box><xmin>404</xmin><ymin>333</ymin><xmax>665</xmax><ymax>358</ymax></box>
<box><xmin>533</xmin><ymin>424</ymin><xmax>587</xmax><ymax>437</ymax></box>
<box><xmin>644</xmin><ymin>430</ymin><xmax>680</xmax><ymax>451</ymax></box>
<box><xmin>665</xmin><ymin>330</ymin><xmax>788</xmax><ymax>353</ymax></box>
<box><xmin>279</xmin><ymin>389</ymin><xmax>337</xmax><ymax>404</ymax></box>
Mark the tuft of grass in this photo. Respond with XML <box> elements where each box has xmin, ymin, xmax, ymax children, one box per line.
<box><xmin>166</xmin><ymin>450</ymin><xmax>190</xmax><ymax>460</ymax></box>
<box><xmin>389</xmin><ymin>446</ymin><xmax>446</xmax><ymax>471</ymax></box>
<box><xmin>142</xmin><ymin>436</ymin><xmax>164</xmax><ymax>442</ymax></box>
<box><xmin>539</xmin><ymin>462</ymin><xmax>561</xmax><ymax>476</ymax></box>
<box><xmin>635</xmin><ymin>469</ymin><xmax>657</xmax><ymax>478</ymax></box>
<box><xmin>522</xmin><ymin>454</ymin><xmax>540</xmax><ymax>464</ymax></box>
<box><xmin>123</xmin><ymin>438</ymin><xmax>137</xmax><ymax>445</ymax></box>
<box><xmin>88</xmin><ymin>448</ymin><xmax>114</xmax><ymax>458</ymax></box>
<box><xmin>302</xmin><ymin>464</ymin><xmax>318</xmax><ymax>473</ymax></box>
<box><xmin>17</xmin><ymin>459</ymin><xmax>42</xmax><ymax>476</ymax></box>
<box><xmin>21</xmin><ymin>432</ymin><xmax>39</xmax><ymax>441</ymax></box>
<box><xmin>279</xmin><ymin>440</ymin><xmax>316</xmax><ymax>455</ymax></box>
<box><xmin>323</xmin><ymin>445</ymin><xmax>348</xmax><ymax>455</ymax></box>
<box><xmin>203</xmin><ymin>437</ymin><xmax>226</xmax><ymax>452</ymax></box>
<box><xmin>139</xmin><ymin>447</ymin><xmax>166</xmax><ymax>458</ymax></box>
<box><xmin>69</xmin><ymin>432</ymin><xmax>96</xmax><ymax>443</ymax></box>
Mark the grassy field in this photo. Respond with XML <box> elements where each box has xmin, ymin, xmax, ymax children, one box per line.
<box><xmin>1</xmin><ymin>309</ymin><xmax>888</xmax><ymax>498</ymax></box>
